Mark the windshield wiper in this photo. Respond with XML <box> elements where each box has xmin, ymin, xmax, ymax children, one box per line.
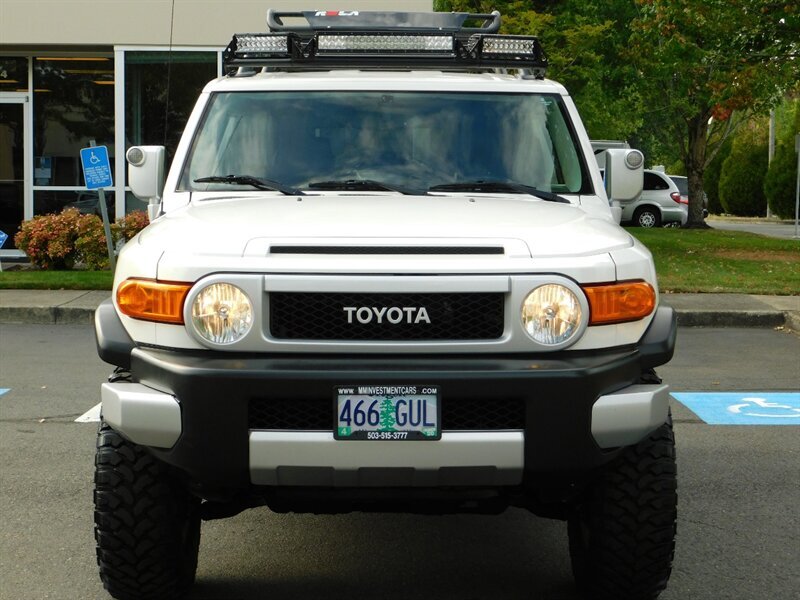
<box><xmin>307</xmin><ymin>179</ymin><xmax>426</xmax><ymax>196</ymax></box>
<box><xmin>194</xmin><ymin>175</ymin><xmax>304</xmax><ymax>196</ymax></box>
<box><xmin>428</xmin><ymin>180</ymin><xmax>570</xmax><ymax>204</ymax></box>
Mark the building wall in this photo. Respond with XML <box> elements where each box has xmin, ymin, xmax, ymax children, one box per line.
<box><xmin>1</xmin><ymin>1</ymin><xmax>434</xmax><ymax>47</ymax></box>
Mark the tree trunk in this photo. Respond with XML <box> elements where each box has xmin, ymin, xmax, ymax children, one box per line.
<box><xmin>684</xmin><ymin>115</ymin><xmax>711</xmax><ymax>228</ymax></box>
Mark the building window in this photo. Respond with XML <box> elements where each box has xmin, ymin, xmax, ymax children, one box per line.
<box><xmin>33</xmin><ymin>56</ymin><xmax>115</xmax><ymax>215</ymax></box>
<box><xmin>0</xmin><ymin>56</ymin><xmax>29</xmax><ymax>92</ymax></box>
<box><xmin>124</xmin><ymin>51</ymin><xmax>216</xmax><ymax>211</ymax></box>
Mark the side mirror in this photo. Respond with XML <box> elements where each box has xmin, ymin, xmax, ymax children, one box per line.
<box><xmin>604</xmin><ymin>149</ymin><xmax>644</xmax><ymax>203</ymax></box>
<box><xmin>126</xmin><ymin>146</ymin><xmax>165</xmax><ymax>220</ymax></box>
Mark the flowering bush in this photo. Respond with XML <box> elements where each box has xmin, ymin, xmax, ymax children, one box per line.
<box><xmin>14</xmin><ymin>208</ymin><xmax>150</xmax><ymax>270</ymax></box>
<box><xmin>116</xmin><ymin>210</ymin><xmax>150</xmax><ymax>242</ymax></box>
<box><xmin>75</xmin><ymin>216</ymin><xmax>113</xmax><ymax>270</ymax></box>
<box><xmin>77</xmin><ymin>210</ymin><xmax>151</xmax><ymax>270</ymax></box>
<box><xmin>14</xmin><ymin>208</ymin><xmax>92</xmax><ymax>270</ymax></box>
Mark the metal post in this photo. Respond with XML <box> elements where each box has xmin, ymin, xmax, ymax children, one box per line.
<box><xmin>794</xmin><ymin>133</ymin><xmax>799</xmax><ymax>239</ymax></box>
<box><xmin>97</xmin><ymin>188</ymin><xmax>116</xmax><ymax>271</ymax></box>
<box><xmin>89</xmin><ymin>140</ymin><xmax>116</xmax><ymax>271</ymax></box>
<box><xmin>767</xmin><ymin>110</ymin><xmax>775</xmax><ymax>219</ymax></box>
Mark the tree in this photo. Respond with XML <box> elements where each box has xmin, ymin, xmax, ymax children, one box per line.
<box><xmin>719</xmin><ymin>126</ymin><xmax>769</xmax><ymax>217</ymax></box>
<box><xmin>703</xmin><ymin>135</ymin><xmax>732</xmax><ymax>215</ymax></box>
<box><xmin>764</xmin><ymin>100</ymin><xmax>800</xmax><ymax>219</ymax></box>
<box><xmin>629</xmin><ymin>1</ymin><xmax>799</xmax><ymax>227</ymax></box>
<box><xmin>434</xmin><ymin>0</ymin><xmax>644</xmax><ymax>140</ymax></box>
<box><xmin>379</xmin><ymin>399</ymin><xmax>397</xmax><ymax>432</ymax></box>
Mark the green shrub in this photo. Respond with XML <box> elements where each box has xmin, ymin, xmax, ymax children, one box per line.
<box><xmin>764</xmin><ymin>107</ymin><xmax>799</xmax><ymax>220</ymax></box>
<box><xmin>14</xmin><ymin>208</ymin><xmax>150</xmax><ymax>270</ymax></box>
<box><xmin>764</xmin><ymin>139</ymin><xmax>799</xmax><ymax>219</ymax></box>
<box><xmin>704</xmin><ymin>137</ymin><xmax>732</xmax><ymax>215</ymax></box>
<box><xmin>719</xmin><ymin>130</ymin><xmax>769</xmax><ymax>216</ymax></box>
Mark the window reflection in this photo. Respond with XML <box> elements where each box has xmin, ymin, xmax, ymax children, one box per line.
<box><xmin>34</xmin><ymin>189</ymin><xmax>115</xmax><ymax>218</ymax></box>
<box><xmin>0</xmin><ymin>56</ymin><xmax>29</xmax><ymax>92</ymax></box>
<box><xmin>33</xmin><ymin>56</ymin><xmax>115</xmax><ymax>190</ymax></box>
<box><xmin>125</xmin><ymin>51</ymin><xmax>217</xmax><ymax>181</ymax></box>
<box><xmin>0</xmin><ymin>102</ymin><xmax>25</xmax><ymax>247</ymax></box>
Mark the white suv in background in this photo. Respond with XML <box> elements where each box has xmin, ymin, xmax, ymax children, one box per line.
<box><xmin>623</xmin><ymin>170</ymin><xmax>688</xmax><ymax>228</ymax></box>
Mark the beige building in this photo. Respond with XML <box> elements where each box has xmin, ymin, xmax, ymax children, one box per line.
<box><xmin>0</xmin><ymin>1</ymin><xmax>432</xmax><ymax>254</ymax></box>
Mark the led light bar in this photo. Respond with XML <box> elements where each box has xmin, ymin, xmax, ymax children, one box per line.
<box><xmin>482</xmin><ymin>36</ymin><xmax>539</xmax><ymax>56</ymax></box>
<box><xmin>317</xmin><ymin>33</ymin><xmax>454</xmax><ymax>54</ymax></box>
<box><xmin>222</xmin><ymin>16</ymin><xmax>547</xmax><ymax>76</ymax></box>
<box><xmin>232</xmin><ymin>34</ymin><xmax>289</xmax><ymax>57</ymax></box>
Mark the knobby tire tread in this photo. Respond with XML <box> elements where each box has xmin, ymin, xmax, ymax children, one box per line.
<box><xmin>94</xmin><ymin>422</ymin><xmax>200</xmax><ymax>600</ymax></box>
<box><xmin>569</xmin><ymin>417</ymin><xmax>677</xmax><ymax>600</ymax></box>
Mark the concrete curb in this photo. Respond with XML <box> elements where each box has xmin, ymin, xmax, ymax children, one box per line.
<box><xmin>675</xmin><ymin>311</ymin><xmax>788</xmax><ymax>329</ymax></box>
<box><xmin>0</xmin><ymin>290</ymin><xmax>108</xmax><ymax>325</ymax></box>
<box><xmin>0</xmin><ymin>305</ymin><xmax>96</xmax><ymax>324</ymax></box>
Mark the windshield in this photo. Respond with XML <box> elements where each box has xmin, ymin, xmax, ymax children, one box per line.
<box><xmin>179</xmin><ymin>91</ymin><xmax>590</xmax><ymax>194</ymax></box>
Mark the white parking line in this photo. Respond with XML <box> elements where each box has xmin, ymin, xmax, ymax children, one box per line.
<box><xmin>75</xmin><ymin>403</ymin><xmax>102</xmax><ymax>423</ymax></box>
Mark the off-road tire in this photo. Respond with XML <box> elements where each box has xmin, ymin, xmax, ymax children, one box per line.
<box><xmin>567</xmin><ymin>418</ymin><xmax>677</xmax><ymax>600</ymax></box>
<box><xmin>94</xmin><ymin>422</ymin><xmax>201</xmax><ymax>600</ymax></box>
<box><xmin>633</xmin><ymin>206</ymin><xmax>661</xmax><ymax>228</ymax></box>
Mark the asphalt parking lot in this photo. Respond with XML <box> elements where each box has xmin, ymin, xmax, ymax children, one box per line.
<box><xmin>0</xmin><ymin>323</ymin><xmax>798</xmax><ymax>600</ymax></box>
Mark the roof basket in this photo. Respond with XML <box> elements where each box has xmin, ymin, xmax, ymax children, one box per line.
<box><xmin>267</xmin><ymin>10</ymin><xmax>502</xmax><ymax>33</ymax></box>
<box><xmin>222</xmin><ymin>10</ymin><xmax>547</xmax><ymax>77</ymax></box>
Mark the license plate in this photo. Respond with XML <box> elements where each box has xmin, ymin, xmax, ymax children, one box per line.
<box><xmin>334</xmin><ymin>385</ymin><xmax>440</xmax><ymax>441</ymax></box>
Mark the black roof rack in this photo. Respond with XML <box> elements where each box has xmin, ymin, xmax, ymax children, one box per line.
<box><xmin>222</xmin><ymin>10</ymin><xmax>547</xmax><ymax>77</ymax></box>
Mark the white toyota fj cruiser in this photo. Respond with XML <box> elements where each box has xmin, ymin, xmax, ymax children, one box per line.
<box><xmin>93</xmin><ymin>10</ymin><xmax>677</xmax><ymax>600</ymax></box>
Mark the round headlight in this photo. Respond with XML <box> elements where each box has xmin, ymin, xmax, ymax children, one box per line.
<box><xmin>521</xmin><ymin>284</ymin><xmax>582</xmax><ymax>346</ymax></box>
<box><xmin>191</xmin><ymin>283</ymin><xmax>253</xmax><ymax>344</ymax></box>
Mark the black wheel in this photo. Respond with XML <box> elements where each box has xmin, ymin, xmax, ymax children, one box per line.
<box><xmin>568</xmin><ymin>418</ymin><xmax>677</xmax><ymax>600</ymax></box>
<box><xmin>94</xmin><ymin>422</ymin><xmax>201</xmax><ymax>600</ymax></box>
<box><xmin>633</xmin><ymin>206</ymin><xmax>661</xmax><ymax>228</ymax></box>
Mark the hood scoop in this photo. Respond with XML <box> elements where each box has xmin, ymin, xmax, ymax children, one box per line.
<box><xmin>268</xmin><ymin>245</ymin><xmax>505</xmax><ymax>255</ymax></box>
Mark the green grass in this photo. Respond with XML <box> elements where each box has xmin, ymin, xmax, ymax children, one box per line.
<box><xmin>629</xmin><ymin>228</ymin><xmax>800</xmax><ymax>295</ymax></box>
<box><xmin>0</xmin><ymin>269</ymin><xmax>114</xmax><ymax>290</ymax></box>
<box><xmin>1</xmin><ymin>228</ymin><xmax>798</xmax><ymax>294</ymax></box>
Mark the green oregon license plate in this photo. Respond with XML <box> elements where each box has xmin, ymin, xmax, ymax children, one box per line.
<box><xmin>334</xmin><ymin>385</ymin><xmax>441</xmax><ymax>441</ymax></box>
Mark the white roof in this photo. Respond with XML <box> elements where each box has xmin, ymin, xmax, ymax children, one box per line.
<box><xmin>203</xmin><ymin>70</ymin><xmax>569</xmax><ymax>95</ymax></box>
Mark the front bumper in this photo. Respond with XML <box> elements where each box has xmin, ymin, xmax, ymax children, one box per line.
<box><xmin>99</xmin><ymin>306</ymin><xmax>676</xmax><ymax>495</ymax></box>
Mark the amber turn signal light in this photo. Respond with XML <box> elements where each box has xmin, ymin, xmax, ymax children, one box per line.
<box><xmin>582</xmin><ymin>281</ymin><xmax>656</xmax><ymax>325</ymax></box>
<box><xmin>116</xmin><ymin>278</ymin><xmax>192</xmax><ymax>324</ymax></box>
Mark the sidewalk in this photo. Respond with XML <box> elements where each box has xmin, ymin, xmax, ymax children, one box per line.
<box><xmin>0</xmin><ymin>289</ymin><xmax>798</xmax><ymax>330</ymax></box>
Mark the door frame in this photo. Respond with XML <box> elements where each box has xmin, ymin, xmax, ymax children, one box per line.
<box><xmin>0</xmin><ymin>93</ymin><xmax>32</xmax><ymax>257</ymax></box>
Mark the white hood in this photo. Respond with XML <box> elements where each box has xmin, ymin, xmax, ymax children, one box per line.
<box><xmin>140</xmin><ymin>193</ymin><xmax>632</xmax><ymax>258</ymax></box>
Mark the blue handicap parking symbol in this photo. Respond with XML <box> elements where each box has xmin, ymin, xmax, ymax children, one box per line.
<box><xmin>0</xmin><ymin>389</ymin><xmax>10</xmax><ymax>397</ymax></box>
<box><xmin>80</xmin><ymin>146</ymin><xmax>113</xmax><ymax>190</ymax></box>
<box><xmin>0</xmin><ymin>230</ymin><xmax>8</xmax><ymax>248</ymax></box>
<box><xmin>673</xmin><ymin>392</ymin><xmax>800</xmax><ymax>425</ymax></box>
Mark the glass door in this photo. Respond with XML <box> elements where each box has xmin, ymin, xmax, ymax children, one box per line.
<box><xmin>0</xmin><ymin>97</ymin><xmax>27</xmax><ymax>250</ymax></box>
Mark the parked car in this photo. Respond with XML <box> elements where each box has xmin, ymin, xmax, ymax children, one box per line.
<box><xmin>668</xmin><ymin>175</ymin><xmax>709</xmax><ymax>218</ymax></box>
<box><xmin>629</xmin><ymin>170</ymin><xmax>688</xmax><ymax>228</ymax></box>
<box><xmin>600</xmin><ymin>169</ymin><xmax>687</xmax><ymax>228</ymax></box>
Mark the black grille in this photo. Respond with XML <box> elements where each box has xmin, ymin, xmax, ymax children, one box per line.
<box><xmin>249</xmin><ymin>397</ymin><xmax>524</xmax><ymax>431</ymax></box>
<box><xmin>270</xmin><ymin>292</ymin><xmax>504</xmax><ymax>340</ymax></box>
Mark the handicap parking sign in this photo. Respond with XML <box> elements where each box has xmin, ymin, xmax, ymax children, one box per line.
<box><xmin>80</xmin><ymin>146</ymin><xmax>113</xmax><ymax>190</ymax></box>
<box><xmin>0</xmin><ymin>230</ymin><xmax>8</xmax><ymax>248</ymax></box>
